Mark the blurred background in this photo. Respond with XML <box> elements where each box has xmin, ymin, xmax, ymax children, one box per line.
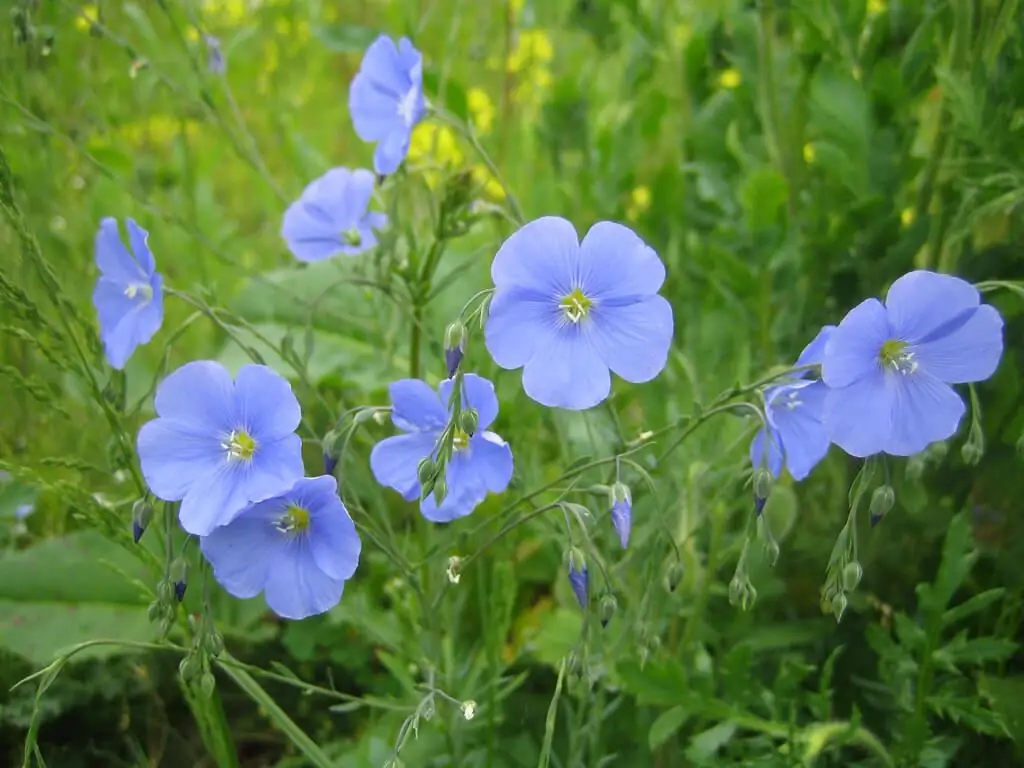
<box><xmin>1</xmin><ymin>0</ymin><xmax>1023</xmax><ymax>766</ymax></box>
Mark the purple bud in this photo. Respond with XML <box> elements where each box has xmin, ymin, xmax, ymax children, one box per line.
<box><xmin>324</xmin><ymin>451</ymin><xmax>338</xmax><ymax>477</ymax></box>
<box><xmin>754</xmin><ymin>495</ymin><xmax>767</xmax><ymax>516</ymax></box>
<box><xmin>174</xmin><ymin>580</ymin><xmax>187</xmax><ymax>602</ymax></box>
<box><xmin>610</xmin><ymin>482</ymin><xmax>631</xmax><ymax>548</ymax></box>
<box><xmin>568</xmin><ymin>565</ymin><xmax>589</xmax><ymax>609</ymax></box>
<box><xmin>444</xmin><ymin>322</ymin><xmax>466</xmax><ymax>377</ymax></box>
<box><xmin>205</xmin><ymin>35</ymin><xmax>225</xmax><ymax>75</ymax></box>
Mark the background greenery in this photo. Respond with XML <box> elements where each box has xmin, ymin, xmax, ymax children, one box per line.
<box><xmin>2</xmin><ymin>0</ymin><xmax>1023</xmax><ymax>766</ymax></box>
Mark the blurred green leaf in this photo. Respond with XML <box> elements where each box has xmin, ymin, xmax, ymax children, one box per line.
<box><xmin>980</xmin><ymin>675</ymin><xmax>1024</xmax><ymax>745</ymax></box>
<box><xmin>739</xmin><ymin>167</ymin><xmax>788</xmax><ymax>231</ymax></box>
<box><xmin>686</xmin><ymin>721</ymin><xmax>737</xmax><ymax>762</ymax></box>
<box><xmin>313</xmin><ymin>24</ymin><xmax>379</xmax><ymax>53</ymax></box>
<box><xmin>648</xmin><ymin>705</ymin><xmax>689</xmax><ymax>751</ymax></box>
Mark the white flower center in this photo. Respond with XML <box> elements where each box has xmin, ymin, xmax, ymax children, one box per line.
<box><xmin>124</xmin><ymin>282</ymin><xmax>153</xmax><ymax>301</ymax></box>
<box><xmin>782</xmin><ymin>391</ymin><xmax>802</xmax><ymax>411</ymax></box>
<box><xmin>397</xmin><ymin>85</ymin><xmax>419</xmax><ymax>126</ymax></box>
<box><xmin>221</xmin><ymin>429</ymin><xmax>257</xmax><ymax>462</ymax></box>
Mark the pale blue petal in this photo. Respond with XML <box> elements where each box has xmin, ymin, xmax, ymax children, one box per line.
<box><xmin>589</xmin><ymin>295</ymin><xmax>674</xmax><ymax>383</ymax></box>
<box><xmin>135</xmin><ymin>274</ymin><xmax>165</xmax><ymax>344</ymax></box>
<box><xmin>358</xmin><ymin>36</ymin><xmax>408</xmax><ymax>100</ymax></box>
<box><xmin>350</xmin><ymin>75</ymin><xmax>404</xmax><ymax>141</ymax></box>
<box><xmin>888</xmin><ymin>373</ymin><xmax>965</xmax><ymax>456</ymax></box>
<box><xmin>370</xmin><ymin>431</ymin><xmax>440</xmax><ymax>501</ymax></box>
<box><xmin>885</xmin><ymin>270</ymin><xmax>979</xmax><ymax>344</ymax></box>
<box><xmin>611</xmin><ymin>500</ymin><xmax>631</xmax><ymax>548</ymax></box>
<box><xmin>750</xmin><ymin>427</ymin><xmax>784</xmax><ymax>478</ymax></box>
<box><xmin>296</xmin><ymin>476</ymin><xmax>361</xmax><ymax>581</ymax></box>
<box><xmin>490</xmin><ymin>216</ymin><xmax>578</xmax><ymax>296</ymax></box>
<box><xmin>178</xmin><ymin>462</ymin><xmax>252</xmax><ymax>536</ymax></box>
<box><xmin>263</xmin><ymin>540</ymin><xmax>346</xmax><ymax>619</ymax></box>
<box><xmin>420</xmin><ymin>451</ymin><xmax>487</xmax><ymax>522</ymax></box>
<box><xmin>484</xmin><ymin>286</ymin><xmax>558</xmax><ymax>370</ymax></box>
<box><xmin>344</xmin><ymin>169</ymin><xmax>377</xmax><ymax>223</ymax></box>
<box><xmin>373</xmin><ymin>128</ymin><xmax>411</xmax><ymax>175</ymax></box>
<box><xmin>138</xmin><ymin>419</ymin><xmax>222</xmax><ymax>500</ymax></box>
<box><xmin>201</xmin><ymin>505</ymin><xmax>283</xmax><ymax>598</ymax></box>
<box><xmin>95</xmin><ymin>218</ymin><xmax>145</xmax><ymax>284</ymax></box>
<box><xmin>468</xmin><ymin>432</ymin><xmax>513</xmax><ymax>493</ymax></box>
<box><xmin>522</xmin><ymin>328</ymin><xmax>610</xmax><ymax>410</ymax></box>
<box><xmin>438</xmin><ymin>373</ymin><xmax>499</xmax><ymax>431</ymax></box>
<box><xmin>822</xmin><ymin>299</ymin><xmax>890</xmax><ymax>388</ymax></box>
<box><xmin>577</xmin><ymin>222</ymin><xmax>665</xmax><ymax>300</ymax></box>
<box><xmin>388</xmin><ymin>379</ymin><xmax>447</xmax><ymax>431</ymax></box>
<box><xmin>825</xmin><ymin>371</ymin><xmax>893</xmax><ymax>458</ymax></box>
<box><xmin>244</xmin><ymin>434</ymin><xmax>306</xmax><ymax>506</ymax></box>
<box><xmin>235</xmin><ymin>364</ymin><xmax>302</xmax><ymax>441</ymax></box>
<box><xmin>795</xmin><ymin>325</ymin><xmax>835</xmax><ymax>369</ymax></box>
<box><xmin>912</xmin><ymin>305</ymin><xmax>1004</xmax><ymax>384</ymax></box>
<box><xmin>126</xmin><ymin>218</ymin><xmax>156</xmax><ymax>275</ymax></box>
<box><xmin>771</xmin><ymin>383</ymin><xmax>829</xmax><ymax>480</ymax></box>
<box><xmin>153</xmin><ymin>360</ymin><xmax>236</xmax><ymax>435</ymax></box>
<box><xmin>93</xmin><ymin>277</ymin><xmax>135</xmax><ymax>334</ymax></box>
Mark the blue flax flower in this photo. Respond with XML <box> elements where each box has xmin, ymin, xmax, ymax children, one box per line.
<box><xmin>750</xmin><ymin>325</ymin><xmax>835</xmax><ymax>480</ymax></box>
<box><xmin>569</xmin><ymin>565</ymin><xmax>589</xmax><ymax>609</ymax></box>
<box><xmin>281</xmin><ymin>167</ymin><xmax>388</xmax><ymax>262</ymax></box>
<box><xmin>201</xmin><ymin>475</ymin><xmax>361</xmax><ymax>619</ymax></box>
<box><xmin>822</xmin><ymin>270</ymin><xmax>1004</xmax><ymax>457</ymax></box>
<box><xmin>370</xmin><ymin>374</ymin><xmax>513</xmax><ymax>523</ymax></box>
<box><xmin>610</xmin><ymin>482</ymin><xmax>632</xmax><ymax>549</ymax></box>
<box><xmin>92</xmin><ymin>217</ymin><xmax>163</xmax><ymax>369</ymax></box>
<box><xmin>485</xmin><ymin>217</ymin><xmax>674</xmax><ymax>410</ymax></box>
<box><xmin>349</xmin><ymin>35</ymin><xmax>425</xmax><ymax>175</ymax></box>
<box><xmin>138</xmin><ymin>361</ymin><xmax>305</xmax><ymax>536</ymax></box>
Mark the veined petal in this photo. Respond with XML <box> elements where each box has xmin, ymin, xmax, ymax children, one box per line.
<box><xmin>888</xmin><ymin>372</ymin><xmax>965</xmax><ymax>456</ymax></box>
<box><xmin>439</xmin><ymin>373</ymin><xmax>500</xmax><ymax>431</ymax></box>
<box><xmin>491</xmin><ymin>216</ymin><xmax>578</xmax><ymax>296</ymax></box>
<box><xmin>822</xmin><ymin>299</ymin><xmax>890</xmax><ymax>388</ymax></box>
<box><xmin>243</xmin><ymin>434</ymin><xmax>306</xmax><ymax>508</ymax></box>
<box><xmin>343</xmin><ymin>168</ymin><xmax>377</xmax><ymax>224</ymax></box>
<box><xmin>235</xmin><ymin>365</ymin><xmax>302</xmax><ymax>441</ymax></box>
<box><xmin>95</xmin><ymin>218</ymin><xmax>145</xmax><ymax>284</ymax></box>
<box><xmin>370</xmin><ymin>431</ymin><xmax>440</xmax><ymax>501</ymax></box>
<box><xmin>349</xmin><ymin>74</ymin><xmax>405</xmax><ymax>141</ymax></box>
<box><xmin>126</xmin><ymin>218</ymin><xmax>156</xmax><ymax>275</ymax></box>
<box><xmin>468</xmin><ymin>432</ymin><xmax>513</xmax><ymax>493</ymax></box>
<box><xmin>263</xmin><ymin>540</ymin><xmax>346</xmax><ymax>619</ymax></box>
<box><xmin>912</xmin><ymin>305</ymin><xmax>1004</xmax><ymax>384</ymax></box>
<box><xmin>885</xmin><ymin>270</ymin><xmax>979</xmax><ymax>344</ymax></box>
<box><xmin>795</xmin><ymin>325</ymin><xmax>835</xmax><ymax>369</ymax></box>
<box><xmin>771</xmin><ymin>382</ymin><xmax>829</xmax><ymax>480</ymax></box>
<box><xmin>201</xmin><ymin>510</ymin><xmax>281</xmax><ymax>598</ymax></box>
<box><xmin>420</xmin><ymin>451</ymin><xmax>487</xmax><ymax>522</ymax></box>
<box><xmin>750</xmin><ymin>427</ymin><xmax>784</xmax><ymax>478</ymax></box>
<box><xmin>299</xmin><ymin>477</ymin><xmax>361</xmax><ymax>581</ymax></box>
<box><xmin>522</xmin><ymin>328</ymin><xmax>610</xmax><ymax>410</ymax></box>
<box><xmin>388</xmin><ymin>379</ymin><xmax>447</xmax><ymax>431</ymax></box>
<box><xmin>578</xmin><ymin>221</ymin><xmax>665</xmax><ymax>300</ymax></box>
<box><xmin>138</xmin><ymin>419</ymin><xmax>223</xmax><ymax>501</ymax></box>
<box><xmin>102</xmin><ymin>303</ymin><xmax>148</xmax><ymax>370</ymax></box>
<box><xmin>589</xmin><ymin>295</ymin><xmax>674</xmax><ymax>383</ymax></box>
<box><xmin>178</xmin><ymin>462</ymin><xmax>252</xmax><ymax>536</ymax></box>
<box><xmin>484</xmin><ymin>286</ymin><xmax>558</xmax><ymax>370</ymax></box>
<box><xmin>825</xmin><ymin>371</ymin><xmax>893</xmax><ymax>458</ymax></box>
<box><xmin>357</xmin><ymin>35</ymin><xmax>410</xmax><ymax>100</ymax></box>
<box><xmin>154</xmin><ymin>360</ymin><xmax>236</xmax><ymax>435</ymax></box>
<box><xmin>374</xmin><ymin>128</ymin><xmax>411</xmax><ymax>175</ymax></box>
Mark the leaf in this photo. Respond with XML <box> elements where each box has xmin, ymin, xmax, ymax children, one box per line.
<box><xmin>739</xmin><ymin>167</ymin><xmax>789</xmax><ymax>231</ymax></box>
<box><xmin>529</xmin><ymin>608</ymin><xmax>582</xmax><ymax>668</ymax></box>
<box><xmin>942</xmin><ymin>588</ymin><xmax>1006</xmax><ymax>628</ymax></box>
<box><xmin>942</xmin><ymin>636</ymin><xmax>1018</xmax><ymax>666</ymax></box>
<box><xmin>0</xmin><ymin>531</ymin><xmax>155</xmax><ymax>664</ymax></box>
<box><xmin>617</xmin><ymin>658</ymin><xmax>687</xmax><ymax>706</ymax></box>
<box><xmin>648</xmin><ymin>705</ymin><xmax>689</xmax><ymax>751</ymax></box>
<box><xmin>686</xmin><ymin>721</ymin><xmax>737</xmax><ymax>762</ymax></box>
<box><xmin>312</xmin><ymin>24</ymin><xmax>379</xmax><ymax>53</ymax></box>
<box><xmin>980</xmin><ymin>675</ymin><xmax>1024</xmax><ymax>744</ymax></box>
<box><xmin>929</xmin><ymin>512</ymin><xmax>978</xmax><ymax>613</ymax></box>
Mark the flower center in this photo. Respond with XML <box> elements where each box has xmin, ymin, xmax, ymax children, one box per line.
<box><xmin>222</xmin><ymin>429</ymin><xmax>257</xmax><ymax>462</ymax></box>
<box><xmin>397</xmin><ymin>85</ymin><xmax>420</xmax><ymax>126</ymax></box>
<box><xmin>452</xmin><ymin>427</ymin><xmax>470</xmax><ymax>451</ymax></box>
<box><xmin>879</xmin><ymin>339</ymin><xmax>918</xmax><ymax>375</ymax></box>
<box><xmin>124</xmin><ymin>282</ymin><xmax>153</xmax><ymax>301</ymax></box>
<box><xmin>342</xmin><ymin>228</ymin><xmax>363</xmax><ymax>247</ymax></box>
<box><xmin>275</xmin><ymin>504</ymin><xmax>311</xmax><ymax>534</ymax></box>
<box><xmin>782</xmin><ymin>391</ymin><xmax>802</xmax><ymax>410</ymax></box>
<box><xmin>559</xmin><ymin>287</ymin><xmax>593</xmax><ymax>324</ymax></box>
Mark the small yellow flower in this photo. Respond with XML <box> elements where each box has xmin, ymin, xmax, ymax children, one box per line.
<box><xmin>717</xmin><ymin>68</ymin><xmax>742</xmax><ymax>90</ymax></box>
<box><xmin>467</xmin><ymin>88</ymin><xmax>495</xmax><ymax>135</ymax></box>
<box><xmin>803</xmin><ymin>143</ymin><xmax>816</xmax><ymax>164</ymax></box>
<box><xmin>900</xmin><ymin>207</ymin><xmax>915</xmax><ymax>227</ymax></box>
<box><xmin>509</xmin><ymin>0</ymin><xmax>525</xmax><ymax>14</ymax></box>
<box><xmin>202</xmin><ymin>0</ymin><xmax>248</xmax><ymax>26</ymax></box>
<box><xmin>507</xmin><ymin>29</ymin><xmax>554</xmax><ymax>73</ymax></box>
<box><xmin>626</xmin><ymin>185</ymin><xmax>652</xmax><ymax>221</ymax></box>
<box><xmin>75</xmin><ymin>5</ymin><xmax>99</xmax><ymax>32</ymax></box>
<box><xmin>471</xmin><ymin>165</ymin><xmax>506</xmax><ymax>200</ymax></box>
<box><xmin>185</xmin><ymin>26</ymin><xmax>201</xmax><ymax>43</ymax></box>
<box><xmin>867</xmin><ymin>0</ymin><xmax>886</xmax><ymax>16</ymax></box>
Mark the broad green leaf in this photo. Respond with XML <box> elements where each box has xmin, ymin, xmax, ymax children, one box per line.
<box><xmin>0</xmin><ymin>531</ymin><xmax>155</xmax><ymax>664</ymax></box>
<box><xmin>648</xmin><ymin>705</ymin><xmax>689</xmax><ymax>751</ymax></box>
<box><xmin>529</xmin><ymin>608</ymin><xmax>582</xmax><ymax>667</ymax></box>
<box><xmin>980</xmin><ymin>675</ymin><xmax>1024</xmax><ymax>745</ymax></box>
<box><xmin>617</xmin><ymin>657</ymin><xmax>687</xmax><ymax>706</ymax></box>
<box><xmin>686</xmin><ymin>721</ymin><xmax>737</xmax><ymax>762</ymax></box>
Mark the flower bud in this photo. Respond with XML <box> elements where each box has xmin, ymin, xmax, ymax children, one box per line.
<box><xmin>763</xmin><ymin>537</ymin><xmax>780</xmax><ymax>568</ymax></box>
<box><xmin>842</xmin><ymin>561</ymin><xmax>863</xmax><ymax>592</ymax></box>
<box><xmin>373</xmin><ymin>409</ymin><xmax>390</xmax><ymax>425</ymax></box>
<box><xmin>199</xmin><ymin>670</ymin><xmax>216</xmax><ymax>699</ymax></box>
<box><xmin>728</xmin><ymin>575</ymin><xmax>745</xmax><ymax>607</ymax></box>
<box><xmin>567</xmin><ymin>554</ymin><xmax>588</xmax><ymax>609</ymax></box>
<box><xmin>157</xmin><ymin>579</ymin><xmax>174</xmax><ymax>603</ymax></box>
<box><xmin>459</xmin><ymin>408</ymin><xmax>479</xmax><ymax>436</ymax></box>
<box><xmin>203</xmin><ymin>629</ymin><xmax>225</xmax><ymax>658</ymax></box>
<box><xmin>741</xmin><ymin>583</ymin><xmax>758</xmax><ymax>612</ymax></box>
<box><xmin>322</xmin><ymin>428</ymin><xmax>342</xmax><ymax>477</ymax></box>
<box><xmin>444</xmin><ymin>321</ymin><xmax>466</xmax><ymax>377</ymax></box>
<box><xmin>753</xmin><ymin>467</ymin><xmax>773</xmax><ymax>502</ymax></box>
<box><xmin>147</xmin><ymin>600</ymin><xmax>164</xmax><ymax>622</ymax></box>
<box><xmin>598</xmin><ymin>593</ymin><xmax>618</xmax><ymax>628</ymax></box>
<box><xmin>432</xmin><ymin>477</ymin><xmax>448</xmax><ymax>505</ymax></box>
<box><xmin>132</xmin><ymin>499</ymin><xmax>153</xmax><ymax>544</ymax></box>
<box><xmin>446</xmin><ymin>555</ymin><xmax>462</xmax><ymax>585</ymax></box>
<box><xmin>159</xmin><ymin>616</ymin><xmax>174</xmax><ymax>638</ymax></box>
<box><xmin>179</xmin><ymin>654</ymin><xmax>201</xmax><ymax>683</ymax></box>
<box><xmin>869</xmin><ymin>485</ymin><xmax>895</xmax><ymax>526</ymax></box>
<box><xmin>961</xmin><ymin>441</ymin><xmax>982</xmax><ymax>466</ymax></box>
<box><xmin>609</xmin><ymin>482</ymin><xmax>632</xmax><ymax>549</ymax></box>
<box><xmin>460</xmin><ymin>700</ymin><xmax>477</xmax><ymax>721</ymax></box>
<box><xmin>905</xmin><ymin>454</ymin><xmax>926</xmax><ymax>481</ymax></box>
<box><xmin>170</xmin><ymin>557</ymin><xmax>188</xmax><ymax>602</ymax></box>
<box><xmin>417</xmin><ymin>457</ymin><xmax>436</xmax><ymax>487</ymax></box>
<box><xmin>831</xmin><ymin>591</ymin><xmax>848</xmax><ymax>622</ymax></box>
<box><xmin>665</xmin><ymin>561</ymin><xmax>684</xmax><ymax>593</ymax></box>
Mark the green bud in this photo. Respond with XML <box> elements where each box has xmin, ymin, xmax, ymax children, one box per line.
<box><xmin>132</xmin><ymin>499</ymin><xmax>154</xmax><ymax>543</ymax></box>
<box><xmin>433</xmin><ymin>478</ymin><xmax>448</xmax><ymax>505</ymax></box>
<box><xmin>842</xmin><ymin>561</ymin><xmax>863</xmax><ymax>592</ymax></box>
<box><xmin>728</xmin><ymin>575</ymin><xmax>745</xmax><ymax>607</ymax></box>
<box><xmin>170</xmin><ymin>556</ymin><xmax>188</xmax><ymax>586</ymax></box>
<box><xmin>353</xmin><ymin>408</ymin><xmax>378</xmax><ymax>425</ymax></box>
<box><xmin>342</xmin><ymin>228</ymin><xmax>363</xmax><ymax>247</ymax></box>
<box><xmin>157</xmin><ymin>579</ymin><xmax>174</xmax><ymax>603</ymax></box>
<box><xmin>459</xmin><ymin>408</ymin><xmax>479</xmax><ymax>436</ymax></box>
<box><xmin>905</xmin><ymin>454</ymin><xmax>926</xmax><ymax>481</ymax></box>
<box><xmin>417</xmin><ymin>457</ymin><xmax>436</xmax><ymax>487</ymax></box>
<box><xmin>831</xmin><ymin>591</ymin><xmax>848</xmax><ymax>622</ymax></box>
<box><xmin>444</xmin><ymin>322</ymin><xmax>467</xmax><ymax>377</ymax></box>
<box><xmin>961</xmin><ymin>441</ymin><xmax>982</xmax><ymax>466</ymax></box>
<box><xmin>927</xmin><ymin>440</ymin><xmax>948</xmax><ymax>462</ymax></box>
<box><xmin>147</xmin><ymin>600</ymin><xmax>164</xmax><ymax>622</ymax></box>
<box><xmin>741</xmin><ymin>583</ymin><xmax>758</xmax><ymax>612</ymax></box>
<box><xmin>373</xmin><ymin>409</ymin><xmax>390</xmax><ymax>425</ymax></box>
<box><xmin>567</xmin><ymin>546</ymin><xmax>586</xmax><ymax>573</ymax></box>
<box><xmin>203</xmin><ymin>630</ymin><xmax>225</xmax><ymax>658</ymax></box>
<box><xmin>665</xmin><ymin>561</ymin><xmax>684</xmax><ymax>593</ymax></box>
<box><xmin>159</xmin><ymin>616</ymin><xmax>174</xmax><ymax>638</ymax></box>
<box><xmin>869</xmin><ymin>485</ymin><xmax>895</xmax><ymax>526</ymax></box>
<box><xmin>598</xmin><ymin>593</ymin><xmax>618</xmax><ymax>628</ymax></box>
<box><xmin>179</xmin><ymin>654</ymin><xmax>201</xmax><ymax>683</ymax></box>
<box><xmin>753</xmin><ymin>467</ymin><xmax>773</xmax><ymax>501</ymax></box>
<box><xmin>199</xmin><ymin>671</ymin><xmax>216</xmax><ymax>699</ymax></box>
<box><xmin>763</xmin><ymin>537</ymin><xmax>780</xmax><ymax>568</ymax></box>
<box><xmin>611</xmin><ymin>481</ymin><xmax>631</xmax><ymax>504</ymax></box>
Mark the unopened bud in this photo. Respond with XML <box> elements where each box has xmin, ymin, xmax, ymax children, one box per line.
<box><xmin>665</xmin><ymin>561</ymin><xmax>684</xmax><ymax>593</ymax></box>
<box><xmin>741</xmin><ymin>583</ymin><xmax>758</xmax><ymax>612</ymax></box>
<box><xmin>763</xmin><ymin>537</ymin><xmax>780</xmax><ymax>568</ymax></box>
<box><xmin>869</xmin><ymin>485</ymin><xmax>895</xmax><ymax>526</ymax></box>
<box><xmin>432</xmin><ymin>477</ymin><xmax>448</xmax><ymax>505</ymax></box>
<box><xmin>831</xmin><ymin>591</ymin><xmax>848</xmax><ymax>622</ymax></box>
<box><xmin>444</xmin><ymin>321</ymin><xmax>466</xmax><ymax>377</ymax></box>
<box><xmin>179</xmin><ymin>654</ymin><xmax>201</xmax><ymax>683</ymax></box>
<box><xmin>598</xmin><ymin>593</ymin><xmax>618</xmax><ymax>628</ymax></box>
<box><xmin>753</xmin><ymin>467</ymin><xmax>773</xmax><ymax>502</ymax></box>
<box><xmin>373</xmin><ymin>409</ymin><xmax>390</xmax><ymax>425</ymax></box>
<box><xmin>199</xmin><ymin>671</ymin><xmax>216</xmax><ymax>699</ymax></box>
<box><xmin>322</xmin><ymin>428</ymin><xmax>341</xmax><ymax>476</ymax></box>
<box><xmin>568</xmin><ymin>561</ymin><xmax>588</xmax><ymax>609</ymax></box>
<box><xmin>446</xmin><ymin>555</ymin><xmax>462</xmax><ymax>584</ymax></box>
<box><xmin>610</xmin><ymin>482</ymin><xmax>632</xmax><ymax>549</ymax></box>
<box><xmin>159</xmin><ymin>616</ymin><xmax>174</xmax><ymax>638</ymax></box>
<box><xmin>459</xmin><ymin>408</ymin><xmax>479</xmax><ymax>436</ymax></box>
<box><xmin>460</xmin><ymin>700</ymin><xmax>477</xmax><ymax>720</ymax></box>
<box><xmin>147</xmin><ymin>600</ymin><xmax>163</xmax><ymax>622</ymax></box>
<box><xmin>157</xmin><ymin>579</ymin><xmax>174</xmax><ymax>603</ymax></box>
<box><xmin>417</xmin><ymin>457</ymin><xmax>436</xmax><ymax>487</ymax></box>
<box><xmin>728</xmin><ymin>575</ymin><xmax>745</xmax><ymax>607</ymax></box>
<box><xmin>905</xmin><ymin>454</ymin><xmax>926</xmax><ymax>481</ymax></box>
<box><xmin>170</xmin><ymin>557</ymin><xmax>188</xmax><ymax>602</ymax></box>
<box><xmin>203</xmin><ymin>630</ymin><xmax>225</xmax><ymax>658</ymax></box>
<box><xmin>961</xmin><ymin>441</ymin><xmax>982</xmax><ymax>466</ymax></box>
<box><xmin>132</xmin><ymin>499</ymin><xmax>153</xmax><ymax>543</ymax></box>
<box><xmin>842</xmin><ymin>561</ymin><xmax>863</xmax><ymax>591</ymax></box>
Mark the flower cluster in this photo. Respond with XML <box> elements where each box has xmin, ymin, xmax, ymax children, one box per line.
<box><xmin>87</xmin><ymin>32</ymin><xmax>1006</xmax><ymax>626</ymax></box>
<box><xmin>752</xmin><ymin>270</ymin><xmax>1004</xmax><ymax>483</ymax></box>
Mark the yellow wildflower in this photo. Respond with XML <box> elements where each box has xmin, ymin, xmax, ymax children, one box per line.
<box><xmin>75</xmin><ymin>5</ymin><xmax>99</xmax><ymax>33</ymax></box>
<box><xmin>867</xmin><ymin>0</ymin><xmax>886</xmax><ymax>16</ymax></box>
<box><xmin>803</xmin><ymin>143</ymin><xmax>816</xmax><ymax>164</ymax></box>
<box><xmin>471</xmin><ymin>165</ymin><xmax>506</xmax><ymax>200</ymax></box>
<box><xmin>408</xmin><ymin>124</ymin><xmax>464</xmax><ymax>188</ymax></box>
<box><xmin>717</xmin><ymin>68</ymin><xmax>742</xmax><ymax>90</ymax></box>
<box><xmin>202</xmin><ymin>0</ymin><xmax>248</xmax><ymax>26</ymax></box>
<box><xmin>185</xmin><ymin>26</ymin><xmax>201</xmax><ymax>43</ymax></box>
<box><xmin>626</xmin><ymin>186</ymin><xmax>652</xmax><ymax>221</ymax></box>
<box><xmin>507</xmin><ymin>29</ymin><xmax>554</xmax><ymax>73</ymax></box>
<box><xmin>467</xmin><ymin>88</ymin><xmax>495</xmax><ymax>135</ymax></box>
<box><xmin>900</xmin><ymin>207</ymin><xmax>915</xmax><ymax>227</ymax></box>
